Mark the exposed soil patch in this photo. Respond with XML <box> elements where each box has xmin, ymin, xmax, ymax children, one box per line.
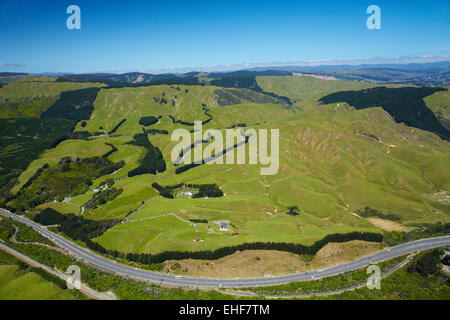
<box><xmin>367</xmin><ymin>218</ymin><xmax>409</xmax><ymax>232</ymax></box>
<box><xmin>132</xmin><ymin>75</ymin><xmax>144</xmax><ymax>84</ymax></box>
<box><xmin>312</xmin><ymin>240</ymin><xmax>383</xmax><ymax>268</ymax></box>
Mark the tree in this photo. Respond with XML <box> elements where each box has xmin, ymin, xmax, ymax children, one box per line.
<box><xmin>286</xmin><ymin>206</ymin><xmax>300</xmax><ymax>216</ymax></box>
<box><xmin>408</xmin><ymin>250</ymin><xmax>442</xmax><ymax>276</ymax></box>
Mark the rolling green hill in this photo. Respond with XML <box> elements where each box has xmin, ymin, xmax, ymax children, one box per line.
<box><xmin>0</xmin><ymin>76</ymin><xmax>105</xmax><ymax>118</ymax></box>
<box><xmin>0</xmin><ymin>265</ymin><xmax>78</xmax><ymax>300</ymax></box>
<box><xmin>256</xmin><ymin>75</ymin><xmax>407</xmax><ymax>110</ymax></box>
<box><xmin>318</xmin><ymin>87</ymin><xmax>449</xmax><ymax>141</ymax></box>
<box><xmin>1</xmin><ymin>75</ymin><xmax>449</xmax><ymax>259</ymax></box>
<box><xmin>424</xmin><ymin>86</ymin><xmax>450</xmax><ymax>131</ymax></box>
<box><xmin>0</xmin><ymin>77</ymin><xmax>106</xmax><ymax>203</ymax></box>
<box><xmin>0</xmin><ymin>250</ymin><xmax>78</xmax><ymax>300</ymax></box>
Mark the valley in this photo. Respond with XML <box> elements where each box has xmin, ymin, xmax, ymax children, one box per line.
<box><xmin>0</xmin><ymin>73</ymin><xmax>448</xmax><ymax>261</ymax></box>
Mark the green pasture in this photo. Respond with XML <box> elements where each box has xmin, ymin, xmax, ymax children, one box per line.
<box><xmin>0</xmin><ymin>265</ymin><xmax>77</xmax><ymax>300</ymax></box>
<box><xmin>4</xmin><ymin>76</ymin><xmax>448</xmax><ymax>255</ymax></box>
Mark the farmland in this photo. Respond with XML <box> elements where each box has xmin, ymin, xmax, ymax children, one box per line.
<box><xmin>0</xmin><ymin>250</ymin><xmax>78</xmax><ymax>300</ymax></box>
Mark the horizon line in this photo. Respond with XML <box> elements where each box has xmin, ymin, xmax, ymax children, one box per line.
<box><xmin>1</xmin><ymin>55</ymin><xmax>450</xmax><ymax>76</ymax></box>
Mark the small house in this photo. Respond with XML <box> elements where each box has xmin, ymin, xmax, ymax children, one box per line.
<box><xmin>219</xmin><ymin>222</ymin><xmax>229</xmax><ymax>230</ymax></box>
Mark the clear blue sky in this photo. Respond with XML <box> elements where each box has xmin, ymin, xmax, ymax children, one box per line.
<box><xmin>1</xmin><ymin>0</ymin><xmax>449</xmax><ymax>73</ymax></box>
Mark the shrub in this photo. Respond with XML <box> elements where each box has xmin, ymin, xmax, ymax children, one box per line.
<box><xmin>355</xmin><ymin>206</ymin><xmax>400</xmax><ymax>221</ymax></box>
<box><xmin>108</xmin><ymin>119</ymin><xmax>127</xmax><ymax>134</ymax></box>
<box><xmin>408</xmin><ymin>250</ymin><xmax>442</xmax><ymax>276</ymax></box>
<box><xmin>139</xmin><ymin>116</ymin><xmax>158</xmax><ymax>126</ymax></box>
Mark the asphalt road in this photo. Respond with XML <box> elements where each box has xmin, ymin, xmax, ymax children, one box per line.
<box><xmin>1</xmin><ymin>208</ymin><xmax>449</xmax><ymax>289</ymax></box>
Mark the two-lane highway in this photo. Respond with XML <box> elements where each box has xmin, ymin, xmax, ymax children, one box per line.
<box><xmin>1</xmin><ymin>208</ymin><xmax>449</xmax><ymax>288</ymax></box>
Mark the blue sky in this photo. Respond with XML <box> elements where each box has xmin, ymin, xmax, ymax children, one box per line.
<box><xmin>1</xmin><ymin>0</ymin><xmax>449</xmax><ymax>73</ymax></box>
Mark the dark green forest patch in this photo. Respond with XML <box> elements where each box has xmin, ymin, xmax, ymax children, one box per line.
<box><xmin>0</xmin><ymin>118</ymin><xmax>75</xmax><ymax>200</ymax></box>
<box><xmin>34</xmin><ymin>208</ymin><xmax>116</xmax><ymax>253</ymax></box>
<box><xmin>126</xmin><ymin>134</ymin><xmax>166</xmax><ymax>177</ymax></box>
<box><xmin>286</xmin><ymin>206</ymin><xmax>301</xmax><ymax>216</ymax></box>
<box><xmin>49</xmin><ymin>130</ymin><xmax>103</xmax><ymax>149</ymax></box>
<box><xmin>0</xmin><ymin>96</ymin><xmax>58</xmax><ymax>118</ymax></box>
<box><xmin>108</xmin><ymin>119</ymin><xmax>127</xmax><ymax>135</ymax></box>
<box><xmin>408</xmin><ymin>249</ymin><xmax>444</xmax><ymax>276</ymax></box>
<box><xmin>10</xmin><ymin>156</ymin><xmax>125</xmax><ymax>210</ymax></box>
<box><xmin>40</xmin><ymin>87</ymin><xmax>100</xmax><ymax>121</ymax></box>
<box><xmin>0</xmin><ymin>87</ymin><xmax>102</xmax><ymax>202</ymax></box>
<box><xmin>214</xmin><ymin>88</ymin><xmax>293</xmax><ymax>107</ymax></box>
<box><xmin>139</xmin><ymin>116</ymin><xmax>159</xmax><ymax>126</ymax></box>
<box><xmin>355</xmin><ymin>206</ymin><xmax>400</xmax><ymax>221</ymax></box>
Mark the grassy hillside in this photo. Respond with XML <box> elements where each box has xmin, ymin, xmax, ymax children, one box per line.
<box><xmin>0</xmin><ymin>117</ymin><xmax>77</xmax><ymax>200</ymax></box>
<box><xmin>0</xmin><ymin>76</ymin><xmax>105</xmax><ymax>118</ymax></box>
<box><xmin>256</xmin><ymin>75</ymin><xmax>409</xmax><ymax>110</ymax></box>
<box><xmin>424</xmin><ymin>85</ymin><xmax>450</xmax><ymax>131</ymax></box>
<box><xmin>95</xmin><ymin>103</ymin><xmax>449</xmax><ymax>254</ymax></box>
<box><xmin>0</xmin><ymin>78</ymin><xmax>107</xmax><ymax>203</ymax></box>
<box><xmin>319</xmin><ymin>87</ymin><xmax>449</xmax><ymax>140</ymax></box>
<box><xmin>0</xmin><ymin>250</ymin><xmax>78</xmax><ymax>300</ymax></box>
<box><xmin>3</xmin><ymin>77</ymin><xmax>449</xmax><ymax>258</ymax></box>
<box><xmin>256</xmin><ymin>75</ymin><xmax>377</xmax><ymax>109</ymax></box>
<box><xmin>0</xmin><ymin>265</ymin><xmax>78</xmax><ymax>300</ymax></box>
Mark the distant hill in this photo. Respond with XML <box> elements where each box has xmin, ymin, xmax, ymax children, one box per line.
<box><xmin>3</xmin><ymin>60</ymin><xmax>449</xmax><ymax>86</ymax></box>
<box><xmin>0</xmin><ymin>72</ymin><xmax>29</xmax><ymax>84</ymax></box>
<box><xmin>0</xmin><ymin>72</ymin><xmax>29</xmax><ymax>77</ymax></box>
<box><xmin>250</xmin><ymin>61</ymin><xmax>450</xmax><ymax>86</ymax></box>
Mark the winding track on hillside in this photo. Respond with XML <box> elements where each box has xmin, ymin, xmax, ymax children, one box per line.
<box><xmin>1</xmin><ymin>208</ymin><xmax>449</xmax><ymax>289</ymax></box>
